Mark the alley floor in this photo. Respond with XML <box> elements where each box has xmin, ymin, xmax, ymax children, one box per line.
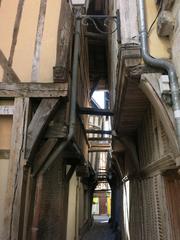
<box><xmin>82</xmin><ymin>215</ymin><xmax>116</xmax><ymax>240</ymax></box>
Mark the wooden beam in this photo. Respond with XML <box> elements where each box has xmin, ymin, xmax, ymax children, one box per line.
<box><xmin>55</xmin><ymin>0</ymin><xmax>72</xmax><ymax>81</ymax></box>
<box><xmin>78</xmin><ymin>107</ymin><xmax>113</xmax><ymax>116</ymax></box>
<box><xmin>141</xmin><ymin>154</ymin><xmax>176</xmax><ymax>177</ymax></box>
<box><xmin>88</xmin><ymin>147</ymin><xmax>111</xmax><ymax>152</ymax></box>
<box><xmin>25</xmin><ymin>98</ymin><xmax>61</xmax><ymax>160</ymax></box>
<box><xmin>31</xmin><ymin>0</ymin><xmax>47</xmax><ymax>82</ymax></box>
<box><xmin>117</xmin><ymin>0</ymin><xmax>139</xmax><ymax>44</ymax></box>
<box><xmin>77</xmin><ymin>114</ymin><xmax>90</xmax><ymax>147</ymax></box>
<box><xmin>32</xmin><ymin>138</ymin><xmax>58</xmax><ymax>176</ymax></box>
<box><xmin>0</xmin><ymin>82</ymin><xmax>68</xmax><ymax>98</ymax></box>
<box><xmin>86</xmin><ymin>129</ymin><xmax>112</xmax><ymax>135</ymax></box>
<box><xmin>31</xmin><ymin>176</ymin><xmax>43</xmax><ymax>240</ymax></box>
<box><xmin>45</xmin><ymin>124</ymin><xmax>67</xmax><ymax>138</ymax></box>
<box><xmin>2</xmin><ymin>98</ymin><xmax>30</xmax><ymax>239</ymax></box>
<box><xmin>90</xmin><ymin>144</ymin><xmax>111</xmax><ymax>148</ymax></box>
<box><xmin>8</xmin><ymin>0</ymin><xmax>25</xmax><ymax>66</ymax></box>
<box><xmin>0</xmin><ymin>50</ymin><xmax>20</xmax><ymax>82</ymax></box>
<box><xmin>88</xmin><ymin>137</ymin><xmax>112</xmax><ymax>141</ymax></box>
<box><xmin>0</xmin><ymin>149</ymin><xmax>10</xmax><ymax>159</ymax></box>
<box><xmin>56</xmin><ymin>0</ymin><xmax>72</xmax><ymax>66</ymax></box>
<box><xmin>94</xmin><ymin>189</ymin><xmax>111</xmax><ymax>192</ymax></box>
<box><xmin>140</xmin><ymin>73</ymin><xmax>179</xmax><ymax>154</ymax></box>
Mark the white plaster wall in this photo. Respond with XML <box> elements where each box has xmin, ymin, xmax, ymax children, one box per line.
<box><xmin>0</xmin><ymin>0</ymin><xmax>19</xmax><ymax>58</ymax></box>
<box><xmin>66</xmin><ymin>172</ymin><xmax>77</xmax><ymax>240</ymax></box>
<box><xmin>0</xmin><ymin>0</ymin><xmax>62</xmax><ymax>82</ymax></box>
<box><xmin>12</xmin><ymin>0</ymin><xmax>41</xmax><ymax>82</ymax></box>
<box><xmin>39</xmin><ymin>0</ymin><xmax>62</xmax><ymax>82</ymax></box>
<box><xmin>78</xmin><ymin>183</ymin><xmax>85</xmax><ymax>228</ymax></box>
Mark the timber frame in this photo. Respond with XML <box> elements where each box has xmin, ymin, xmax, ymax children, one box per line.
<box><xmin>113</xmin><ymin>44</ymin><xmax>180</xmax><ymax>181</ymax></box>
<box><xmin>0</xmin><ymin>1</ymin><xmax>97</xmax><ymax>237</ymax></box>
<box><xmin>0</xmin><ymin>80</ymin><xmax>93</xmax><ymax>239</ymax></box>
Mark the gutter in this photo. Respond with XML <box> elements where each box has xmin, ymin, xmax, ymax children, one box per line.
<box><xmin>40</xmin><ymin>14</ymin><xmax>81</xmax><ymax>174</ymax></box>
<box><xmin>137</xmin><ymin>0</ymin><xmax>180</xmax><ymax>147</ymax></box>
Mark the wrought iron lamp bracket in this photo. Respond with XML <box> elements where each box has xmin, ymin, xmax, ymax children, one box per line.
<box><xmin>77</xmin><ymin>10</ymin><xmax>121</xmax><ymax>42</ymax></box>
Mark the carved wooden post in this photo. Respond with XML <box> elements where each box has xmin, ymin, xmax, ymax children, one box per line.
<box><xmin>2</xmin><ymin>97</ymin><xmax>30</xmax><ymax>240</ymax></box>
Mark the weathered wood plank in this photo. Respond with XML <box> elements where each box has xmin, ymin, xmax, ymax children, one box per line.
<box><xmin>0</xmin><ymin>50</ymin><xmax>20</xmax><ymax>82</ymax></box>
<box><xmin>2</xmin><ymin>98</ymin><xmax>30</xmax><ymax>240</ymax></box>
<box><xmin>55</xmin><ymin>0</ymin><xmax>72</xmax><ymax>81</ymax></box>
<box><xmin>31</xmin><ymin>0</ymin><xmax>47</xmax><ymax>82</ymax></box>
<box><xmin>56</xmin><ymin>0</ymin><xmax>72</xmax><ymax>66</ymax></box>
<box><xmin>0</xmin><ymin>149</ymin><xmax>10</xmax><ymax>159</ymax></box>
<box><xmin>45</xmin><ymin>124</ymin><xmax>67</xmax><ymax>138</ymax></box>
<box><xmin>8</xmin><ymin>0</ymin><xmax>25</xmax><ymax>66</ymax></box>
<box><xmin>0</xmin><ymin>82</ymin><xmax>68</xmax><ymax>98</ymax></box>
<box><xmin>117</xmin><ymin>0</ymin><xmax>139</xmax><ymax>44</ymax></box>
<box><xmin>121</xmin><ymin>137</ymin><xmax>140</xmax><ymax>172</ymax></box>
<box><xmin>141</xmin><ymin>154</ymin><xmax>175</xmax><ymax>177</ymax></box>
<box><xmin>31</xmin><ymin>176</ymin><xmax>43</xmax><ymax>240</ymax></box>
<box><xmin>32</xmin><ymin>138</ymin><xmax>58</xmax><ymax>176</ymax></box>
<box><xmin>88</xmin><ymin>147</ymin><xmax>111</xmax><ymax>152</ymax></box>
<box><xmin>140</xmin><ymin>73</ymin><xmax>179</xmax><ymax>154</ymax></box>
<box><xmin>25</xmin><ymin>98</ymin><xmax>61</xmax><ymax>160</ymax></box>
<box><xmin>22</xmin><ymin>168</ymin><xmax>36</xmax><ymax>240</ymax></box>
<box><xmin>0</xmin><ymin>105</ymin><xmax>14</xmax><ymax>115</ymax></box>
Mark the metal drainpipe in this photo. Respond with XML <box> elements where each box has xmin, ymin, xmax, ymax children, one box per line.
<box><xmin>40</xmin><ymin>14</ymin><xmax>81</xmax><ymax>174</ymax></box>
<box><xmin>137</xmin><ymin>0</ymin><xmax>180</xmax><ymax>147</ymax></box>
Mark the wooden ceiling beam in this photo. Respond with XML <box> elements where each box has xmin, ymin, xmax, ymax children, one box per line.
<box><xmin>25</xmin><ymin>98</ymin><xmax>61</xmax><ymax>161</ymax></box>
<box><xmin>0</xmin><ymin>82</ymin><xmax>68</xmax><ymax>98</ymax></box>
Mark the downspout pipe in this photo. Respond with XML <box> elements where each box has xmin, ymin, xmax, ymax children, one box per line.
<box><xmin>137</xmin><ymin>0</ymin><xmax>180</xmax><ymax>147</ymax></box>
<box><xmin>40</xmin><ymin>14</ymin><xmax>81</xmax><ymax>174</ymax></box>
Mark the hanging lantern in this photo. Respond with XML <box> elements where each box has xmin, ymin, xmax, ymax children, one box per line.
<box><xmin>70</xmin><ymin>0</ymin><xmax>89</xmax><ymax>11</ymax></box>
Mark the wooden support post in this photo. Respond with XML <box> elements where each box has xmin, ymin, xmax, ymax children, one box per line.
<box><xmin>55</xmin><ymin>0</ymin><xmax>72</xmax><ymax>82</ymax></box>
<box><xmin>25</xmin><ymin>98</ymin><xmax>61</xmax><ymax>161</ymax></box>
<box><xmin>22</xmin><ymin>168</ymin><xmax>36</xmax><ymax>240</ymax></box>
<box><xmin>31</xmin><ymin>176</ymin><xmax>44</xmax><ymax>240</ymax></box>
<box><xmin>32</xmin><ymin>138</ymin><xmax>58</xmax><ymax>176</ymax></box>
<box><xmin>2</xmin><ymin>97</ymin><xmax>30</xmax><ymax>240</ymax></box>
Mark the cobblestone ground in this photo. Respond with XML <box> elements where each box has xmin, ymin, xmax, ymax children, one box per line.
<box><xmin>82</xmin><ymin>216</ymin><xmax>116</xmax><ymax>240</ymax></box>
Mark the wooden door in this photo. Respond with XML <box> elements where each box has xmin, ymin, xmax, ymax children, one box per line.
<box><xmin>165</xmin><ymin>170</ymin><xmax>180</xmax><ymax>240</ymax></box>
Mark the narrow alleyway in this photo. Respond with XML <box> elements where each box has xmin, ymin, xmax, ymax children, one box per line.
<box><xmin>1</xmin><ymin>0</ymin><xmax>180</xmax><ymax>239</ymax></box>
<box><xmin>82</xmin><ymin>216</ymin><xmax>116</xmax><ymax>240</ymax></box>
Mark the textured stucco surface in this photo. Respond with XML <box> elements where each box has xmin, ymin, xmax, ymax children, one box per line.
<box><xmin>172</xmin><ymin>0</ymin><xmax>180</xmax><ymax>80</ymax></box>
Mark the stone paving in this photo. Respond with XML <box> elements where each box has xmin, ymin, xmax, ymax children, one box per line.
<box><xmin>82</xmin><ymin>215</ymin><xmax>116</xmax><ymax>240</ymax></box>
